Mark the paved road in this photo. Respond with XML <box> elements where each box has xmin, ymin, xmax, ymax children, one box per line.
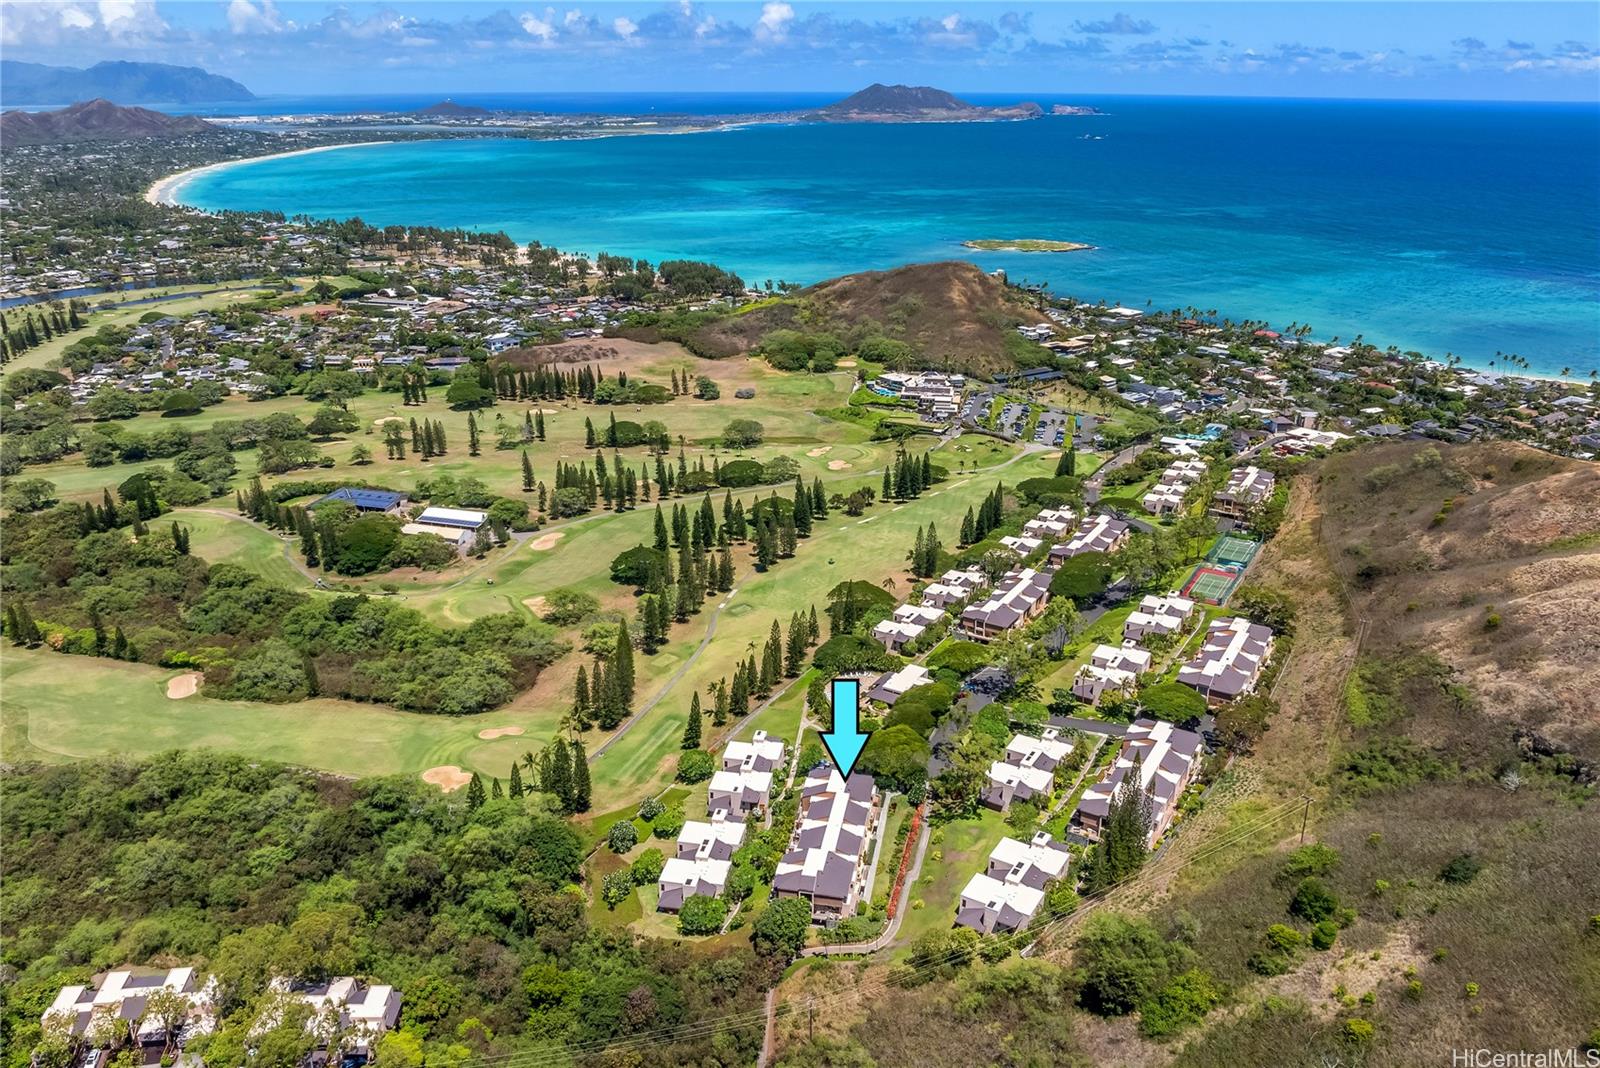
<box><xmin>1084</xmin><ymin>440</ymin><xmax>1153</xmax><ymax>505</ymax></box>
<box><xmin>1048</xmin><ymin>715</ymin><xmax>1130</xmax><ymax>738</ymax></box>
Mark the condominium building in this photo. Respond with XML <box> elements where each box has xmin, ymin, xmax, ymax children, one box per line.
<box><xmin>43</xmin><ymin>968</ymin><xmax>216</xmax><ymax>1050</ymax></box>
<box><xmin>1050</xmin><ymin>513</ymin><xmax>1131</xmax><ymax>562</ymax></box>
<box><xmin>871</xmin><ymin>603</ymin><xmax>946</xmax><ymax>653</ymax></box>
<box><xmin>1122</xmin><ymin>593</ymin><xmax>1197</xmax><ymax>642</ymax></box>
<box><xmin>772</xmin><ymin>769</ymin><xmax>881</xmax><ymax>922</ymax></box>
<box><xmin>1073</xmin><ymin>718</ymin><xmax>1203</xmax><ymax>846</ymax></box>
<box><xmin>958</xmin><ymin>568</ymin><xmax>1051</xmax><ymax>642</ymax></box>
<box><xmin>1176</xmin><ymin>616</ymin><xmax>1275</xmax><ymax>705</ymax></box>
<box><xmin>956</xmin><ymin>831</ymin><xmax>1072</xmax><ymax>933</ymax></box>
<box><xmin>1071</xmin><ymin>643</ymin><xmax>1152</xmax><ymax>704</ymax></box>
<box><xmin>263</xmin><ymin>977</ymin><xmax>402</xmax><ymax>1058</ymax></box>
<box><xmin>1210</xmin><ymin>466</ymin><xmax>1277</xmax><ymax>521</ymax></box>
<box><xmin>982</xmin><ymin>727</ymin><xmax>1073</xmax><ymax>810</ymax></box>
<box><xmin>920</xmin><ymin>566</ymin><xmax>987</xmax><ymax>610</ymax></box>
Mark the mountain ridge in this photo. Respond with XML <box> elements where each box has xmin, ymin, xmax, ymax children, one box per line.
<box><xmin>0</xmin><ymin>60</ymin><xmax>253</xmax><ymax>105</ymax></box>
<box><xmin>0</xmin><ymin>99</ymin><xmax>218</xmax><ymax>146</ymax></box>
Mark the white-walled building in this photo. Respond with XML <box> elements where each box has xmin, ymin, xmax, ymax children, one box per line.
<box><xmin>956</xmin><ymin>831</ymin><xmax>1072</xmax><ymax>933</ymax></box>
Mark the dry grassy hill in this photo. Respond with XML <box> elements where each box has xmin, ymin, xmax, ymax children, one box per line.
<box><xmin>631</xmin><ymin>261</ymin><xmax>1049</xmax><ymax>374</ymax></box>
<box><xmin>1316</xmin><ymin>440</ymin><xmax>1600</xmax><ymax>756</ymax></box>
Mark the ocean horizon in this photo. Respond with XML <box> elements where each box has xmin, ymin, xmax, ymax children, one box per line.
<box><xmin>175</xmin><ymin>94</ymin><xmax>1600</xmax><ymax>376</ymax></box>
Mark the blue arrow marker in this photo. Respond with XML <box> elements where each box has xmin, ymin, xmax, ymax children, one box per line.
<box><xmin>820</xmin><ymin>677</ymin><xmax>870</xmax><ymax>779</ymax></box>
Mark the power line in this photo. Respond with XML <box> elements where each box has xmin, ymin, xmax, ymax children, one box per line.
<box><xmin>452</xmin><ymin>793</ymin><xmax>1313</xmax><ymax>1068</ymax></box>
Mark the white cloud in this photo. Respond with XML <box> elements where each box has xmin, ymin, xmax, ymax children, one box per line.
<box><xmin>757</xmin><ymin>1</ymin><xmax>793</xmax><ymax>39</ymax></box>
<box><xmin>519</xmin><ymin>11</ymin><xmax>555</xmax><ymax>40</ymax></box>
<box><xmin>227</xmin><ymin>0</ymin><xmax>285</xmax><ymax>36</ymax></box>
<box><xmin>58</xmin><ymin>5</ymin><xmax>95</xmax><ymax>31</ymax></box>
<box><xmin>613</xmin><ymin>16</ymin><xmax>637</xmax><ymax>40</ymax></box>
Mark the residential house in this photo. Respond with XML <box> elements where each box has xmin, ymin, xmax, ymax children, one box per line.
<box><xmin>263</xmin><ymin>977</ymin><xmax>401</xmax><ymax>1060</ymax></box>
<box><xmin>772</xmin><ymin>770</ymin><xmax>880</xmax><ymax>922</ymax></box>
<box><xmin>1122</xmin><ymin>594</ymin><xmax>1197</xmax><ymax>642</ymax></box>
<box><xmin>1071</xmin><ymin>643</ymin><xmax>1153</xmax><ymax>704</ymax></box>
<box><xmin>865</xmin><ymin>663</ymin><xmax>935</xmax><ymax>705</ymax></box>
<box><xmin>42</xmin><ymin>968</ymin><xmax>216</xmax><ymax>1052</ymax></box>
<box><xmin>871</xmin><ymin>603</ymin><xmax>946</xmax><ymax>653</ymax></box>
<box><xmin>982</xmin><ymin>728</ymin><xmax>1073</xmax><ymax>810</ymax></box>
<box><xmin>920</xmin><ymin>566</ymin><xmax>986</xmax><ymax>609</ymax></box>
<box><xmin>722</xmin><ymin>729</ymin><xmax>787</xmax><ymax>775</ymax></box>
<box><xmin>658</xmin><ymin>813</ymin><xmax>745</xmax><ymax>912</ymax></box>
<box><xmin>1210</xmin><ymin>466</ymin><xmax>1276</xmax><ymax>522</ymax></box>
<box><xmin>707</xmin><ymin>765</ymin><xmax>775</xmax><ymax>820</ymax></box>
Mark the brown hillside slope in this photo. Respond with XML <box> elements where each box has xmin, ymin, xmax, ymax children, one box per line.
<box><xmin>657</xmin><ymin>261</ymin><xmax>1048</xmax><ymax>373</ymax></box>
<box><xmin>1316</xmin><ymin>440</ymin><xmax>1600</xmax><ymax>755</ymax></box>
<box><xmin>0</xmin><ymin>99</ymin><xmax>216</xmax><ymax>146</ymax></box>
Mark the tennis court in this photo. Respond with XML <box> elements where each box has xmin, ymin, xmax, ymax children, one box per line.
<box><xmin>1182</xmin><ymin>564</ymin><xmax>1243</xmax><ymax>605</ymax></box>
<box><xmin>1207</xmin><ymin>534</ymin><xmax>1261</xmax><ymax>569</ymax></box>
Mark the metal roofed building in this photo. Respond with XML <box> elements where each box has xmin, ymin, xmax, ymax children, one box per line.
<box><xmin>313</xmin><ymin>487</ymin><xmax>405</xmax><ymax>513</ymax></box>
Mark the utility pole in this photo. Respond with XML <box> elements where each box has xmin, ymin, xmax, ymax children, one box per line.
<box><xmin>1299</xmin><ymin>796</ymin><xmax>1312</xmax><ymax>844</ymax></box>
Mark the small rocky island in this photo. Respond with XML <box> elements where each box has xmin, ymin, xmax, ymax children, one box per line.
<box><xmin>803</xmin><ymin>83</ymin><xmax>1042</xmax><ymax>123</ymax></box>
<box><xmin>963</xmin><ymin>239</ymin><xmax>1096</xmax><ymax>253</ymax></box>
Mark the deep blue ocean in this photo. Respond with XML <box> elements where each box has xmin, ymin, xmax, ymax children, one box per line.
<box><xmin>176</xmin><ymin>94</ymin><xmax>1600</xmax><ymax>375</ymax></box>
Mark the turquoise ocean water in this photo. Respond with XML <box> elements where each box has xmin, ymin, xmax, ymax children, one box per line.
<box><xmin>179</xmin><ymin>95</ymin><xmax>1600</xmax><ymax>375</ymax></box>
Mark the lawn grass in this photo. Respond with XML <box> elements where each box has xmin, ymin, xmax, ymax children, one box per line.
<box><xmin>2</xmin><ymin>348</ymin><xmax>1040</xmax><ymax>815</ymax></box>
<box><xmin>890</xmin><ymin>807</ymin><xmax>1011</xmax><ymax>958</ymax></box>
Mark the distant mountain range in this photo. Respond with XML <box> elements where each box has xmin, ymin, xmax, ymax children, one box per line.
<box><xmin>807</xmin><ymin>83</ymin><xmax>1043</xmax><ymax>123</ymax></box>
<box><xmin>0</xmin><ymin>99</ymin><xmax>218</xmax><ymax>146</ymax></box>
<box><xmin>0</xmin><ymin>60</ymin><xmax>254</xmax><ymax>105</ymax></box>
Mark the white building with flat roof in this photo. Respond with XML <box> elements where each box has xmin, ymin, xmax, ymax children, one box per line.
<box><xmin>1123</xmin><ymin>594</ymin><xmax>1196</xmax><ymax>642</ymax></box>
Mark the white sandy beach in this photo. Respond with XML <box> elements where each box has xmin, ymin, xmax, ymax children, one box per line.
<box><xmin>144</xmin><ymin>140</ymin><xmax>396</xmax><ymax>207</ymax></box>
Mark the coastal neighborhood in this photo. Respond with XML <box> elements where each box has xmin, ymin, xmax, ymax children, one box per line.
<box><xmin>1</xmin><ymin>27</ymin><xmax>1595</xmax><ymax>1068</ymax></box>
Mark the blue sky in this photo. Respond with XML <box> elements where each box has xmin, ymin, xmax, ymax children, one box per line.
<box><xmin>3</xmin><ymin>1</ymin><xmax>1597</xmax><ymax>101</ymax></box>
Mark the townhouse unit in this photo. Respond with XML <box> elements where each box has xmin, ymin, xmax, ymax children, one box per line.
<box><xmin>722</xmin><ymin>729</ymin><xmax>787</xmax><ymax>776</ymax></box>
<box><xmin>920</xmin><ymin>566</ymin><xmax>987</xmax><ymax>610</ymax></box>
<box><xmin>43</xmin><ymin>968</ymin><xmax>216</xmax><ymax>1051</ymax></box>
<box><xmin>1176</xmin><ymin>616</ymin><xmax>1275</xmax><ymax>705</ymax></box>
<box><xmin>1210</xmin><ymin>466</ymin><xmax>1277</xmax><ymax>521</ymax></box>
<box><xmin>1050</xmin><ymin>513</ymin><xmax>1131</xmax><ymax>563</ymax></box>
<box><xmin>1122</xmin><ymin>593</ymin><xmax>1197</xmax><ymax>642</ymax></box>
<box><xmin>707</xmin><ymin>741</ymin><xmax>774</xmax><ymax>818</ymax></box>
<box><xmin>1071</xmin><ymin>643</ymin><xmax>1153</xmax><ymax>704</ymax></box>
<box><xmin>1073</xmin><ymin>718</ymin><xmax>1203</xmax><ymax>847</ymax></box>
<box><xmin>958</xmin><ymin>568</ymin><xmax>1051</xmax><ymax>642</ymax></box>
<box><xmin>982</xmin><ymin>727</ymin><xmax>1073</xmax><ymax>810</ymax></box>
<box><xmin>998</xmin><ymin>533</ymin><xmax>1045</xmax><ymax>556</ymax></box>
<box><xmin>871</xmin><ymin>602</ymin><xmax>946</xmax><ymax>653</ymax></box>
<box><xmin>1022</xmin><ymin>506</ymin><xmax>1078</xmax><ymax>540</ymax></box>
<box><xmin>956</xmin><ymin>831</ymin><xmax>1072</xmax><ymax>934</ymax></box>
<box><xmin>865</xmin><ymin>663</ymin><xmax>936</xmax><ymax>705</ymax></box>
<box><xmin>772</xmin><ymin>769</ymin><xmax>881</xmax><ymax>922</ymax></box>
<box><xmin>1141</xmin><ymin>458</ymin><xmax>1209</xmax><ymax>516</ymax></box>
<box><xmin>658</xmin><ymin>813</ymin><xmax>746</xmax><ymax>912</ymax></box>
<box><xmin>263</xmin><ymin>977</ymin><xmax>402</xmax><ymax>1059</ymax></box>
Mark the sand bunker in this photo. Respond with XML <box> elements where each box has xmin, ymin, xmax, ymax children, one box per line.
<box><xmin>828</xmin><ymin>460</ymin><xmax>852</xmax><ymax>470</ymax></box>
<box><xmin>373</xmin><ymin>416</ymin><xmax>405</xmax><ymax>427</ymax></box>
<box><xmin>528</xmin><ymin>531</ymin><xmax>565</xmax><ymax>551</ymax></box>
<box><xmin>837</xmin><ymin>359</ymin><xmax>857</xmax><ymax>367</ymax></box>
<box><xmin>522</xmin><ymin>595</ymin><xmax>548</xmax><ymax>617</ymax></box>
<box><xmin>806</xmin><ymin>446</ymin><xmax>833</xmax><ymax>457</ymax></box>
<box><xmin>423</xmin><ymin>765</ymin><xmax>472</xmax><ymax>791</ymax></box>
<box><xmin>166</xmin><ymin>672</ymin><xmax>201</xmax><ymax>699</ymax></box>
<box><xmin>477</xmin><ymin>726</ymin><xmax>526</xmax><ymax>740</ymax></box>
